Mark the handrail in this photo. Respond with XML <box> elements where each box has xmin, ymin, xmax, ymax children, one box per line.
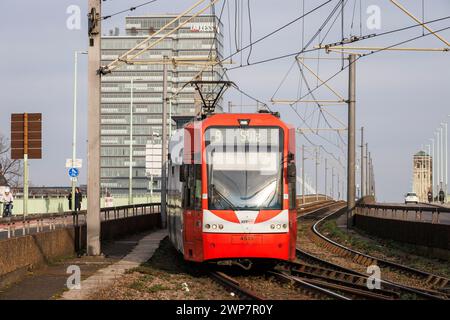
<box><xmin>356</xmin><ymin>203</ymin><xmax>450</xmax><ymax>214</ymax></box>
<box><xmin>0</xmin><ymin>203</ymin><xmax>161</xmax><ymax>226</ymax></box>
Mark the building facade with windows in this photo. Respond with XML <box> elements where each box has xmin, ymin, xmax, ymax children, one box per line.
<box><xmin>101</xmin><ymin>15</ymin><xmax>224</xmax><ymax>195</ymax></box>
<box><xmin>412</xmin><ymin>151</ymin><xmax>432</xmax><ymax>202</ymax></box>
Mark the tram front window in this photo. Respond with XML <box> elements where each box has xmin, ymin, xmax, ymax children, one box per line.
<box><xmin>205</xmin><ymin>127</ymin><xmax>283</xmax><ymax>210</ymax></box>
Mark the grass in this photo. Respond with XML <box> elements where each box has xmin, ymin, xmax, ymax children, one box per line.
<box><xmin>320</xmin><ymin>219</ymin><xmax>450</xmax><ymax>278</ymax></box>
<box><xmin>321</xmin><ymin>220</ymin><xmax>381</xmax><ymax>252</ymax></box>
<box><xmin>128</xmin><ymin>276</ymin><xmax>170</xmax><ymax>294</ymax></box>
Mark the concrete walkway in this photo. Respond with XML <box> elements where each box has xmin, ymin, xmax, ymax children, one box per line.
<box><xmin>61</xmin><ymin>229</ymin><xmax>167</xmax><ymax>300</ymax></box>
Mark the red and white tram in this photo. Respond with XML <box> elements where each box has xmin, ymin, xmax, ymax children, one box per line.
<box><xmin>167</xmin><ymin>111</ymin><xmax>297</xmax><ymax>267</ymax></box>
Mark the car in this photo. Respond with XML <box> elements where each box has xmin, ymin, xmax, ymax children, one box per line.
<box><xmin>404</xmin><ymin>192</ymin><xmax>419</xmax><ymax>204</ymax></box>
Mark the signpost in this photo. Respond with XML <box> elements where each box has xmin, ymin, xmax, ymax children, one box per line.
<box><xmin>66</xmin><ymin>159</ymin><xmax>83</xmax><ymax>169</ymax></box>
<box><xmin>11</xmin><ymin>113</ymin><xmax>42</xmax><ymax>215</ymax></box>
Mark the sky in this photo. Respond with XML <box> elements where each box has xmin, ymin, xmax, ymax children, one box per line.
<box><xmin>0</xmin><ymin>0</ymin><xmax>449</xmax><ymax>202</ymax></box>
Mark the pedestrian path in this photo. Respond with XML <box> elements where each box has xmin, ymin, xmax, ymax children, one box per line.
<box><xmin>61</xmin><ymin>229</ymin><xmax>167</xmax><ymax>300</ymax></box>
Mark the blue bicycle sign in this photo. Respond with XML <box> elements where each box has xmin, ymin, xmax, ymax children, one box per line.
<box><xmin>68</xmin><ymin>167</ymin><xmax>79</xmax><ymax>178</ymax></box>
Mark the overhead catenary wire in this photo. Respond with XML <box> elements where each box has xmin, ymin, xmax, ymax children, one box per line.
<box><xmin>102</xmin><ymin>0</ymin><xmax>158</xmax><ymax>20</ymax></box>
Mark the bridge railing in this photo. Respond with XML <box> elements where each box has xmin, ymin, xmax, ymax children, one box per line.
<box><xmin>355</xmin><ymin>203</ymin><xmax>450</xmax><ymax>224</ymax></box>
<box><xmin>0</xmin><ymin>203</ymin><xmax>161</xmax><ymax>239</ymax></box>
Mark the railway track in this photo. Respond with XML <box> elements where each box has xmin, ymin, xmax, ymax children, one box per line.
<box><xmin>208</xmin><ymin>271</ymin><xmax>265</xmax><ymax>300</ymax></box>
<box><xmin>209</xmin><ymin>269</ymin><xmax>351</xmax><ymax>300</ymax></box>
<box><xmin>297</xmin><ymin>202</ymin><xmax>450</xmax><ymax>300</ymax></box>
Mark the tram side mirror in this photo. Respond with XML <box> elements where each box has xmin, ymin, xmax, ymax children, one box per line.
<box><xmin>179</xmin><ymin>164</ymin><xmax>186</xmax><ymax>182</ymax></box>
<box><xmin>287</xmin><ymin>162</ymin><xmax>296</xmax><ymax>183</ymax></box>
<box><xmin>287</xmin><ymin>152</ymin><xmax>295</xmax><ymax>162</ymax></box>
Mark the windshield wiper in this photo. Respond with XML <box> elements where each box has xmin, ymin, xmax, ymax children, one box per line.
<box><xmin>210</xmin><ymin>184</ymin><xmax>238</xmax><ymax>211</ymax></box>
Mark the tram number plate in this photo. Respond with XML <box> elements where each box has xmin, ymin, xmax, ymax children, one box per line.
<box><xmin>231</xmin><ymin>235</ymin><xmax>262</xmax><ymax>244</ymax></box>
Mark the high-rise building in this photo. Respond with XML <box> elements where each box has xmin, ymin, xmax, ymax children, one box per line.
<box><xmin>412</xmin><ymin>151</ymin><xmax>432</xmax><ymax>201</ymax></box>
<box><xmin>100</xmin><ymin>15</ymin><xmax>224</xmax><ymax>195</ymax></box>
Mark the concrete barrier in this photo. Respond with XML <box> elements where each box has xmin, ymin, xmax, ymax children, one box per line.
<box><xmin>0</xmin><ymin>211</ymin><xmax>161</xmax><ymax>289</ymax></box>
<box><xmin>0</xmin><ymin>228</ymin><xmax>76</xmax><ymax>289</ymax></box>
<box><xmin>354</xmin><ymin>214</ymin><xmax>450</xmax><ymax>260</ymax></box>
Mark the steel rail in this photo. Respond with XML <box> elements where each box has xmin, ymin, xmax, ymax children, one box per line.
<box><xmin>267</xmin><ymin>271</ymin><xmax>350</xmax><ymax>300</ymax></box>
<box><xmin>308</xmin><ymin>207</ymin><xmax>449</xmax><ymax>299</ymax></box>
<box><xmin>208</xmin><ymin>271</ymin><xmax>265</xmax><ymax>300</ymax></box>
<box><xmin>277</xmin><ymin>261</ymin><xmax>399</xmax><ymax>300</ymax></box>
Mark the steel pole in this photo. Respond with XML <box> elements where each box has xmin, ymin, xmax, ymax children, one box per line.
<box><xmin>444</xmin><ymin>123</ymin><xmax>448</xmax><ymax>202</ymax></box>
<box><xmin>360</xmin><ymin>127</ymin><xmax>364</xmax><ymax>198</ymax></box>
<box><xmin>302</xmin><ymin>145</ymin><xmax>305</xmax><ymax>204</ymax></box>
<box><xmin>325</xmin><ymin>158</ymin><xmax>328</xmax><ymax>199</ymax></box>
<box><xmin>369</xmin><ymin>152</ymin><xmax>372</xmax><ymax>196</ymax></box>
<box><xmin>347</xmin><ymin>54</ymin><xmax>356</xmax><ymax>228</ymax></box>
<box><xmin>441</xmin><ymin>127</ymin><xmax>444</xmax><ymax>190</ymax></box>
<box><xmin>427</xmin><ymin>144</ymin><xmax>432</xmax><ymax>197</ymax></box>
<box><xmin>436</xmin><ymin>130</ymin><xmax>441</xmax><ymax>190</ymax></box>
<box><xmin>331</xmin><ymin>166</ymin><xmax>335</xmax><ymax>199</ymax></box>
<box><xmin>365</xmin><ymin>143</ymin><xmax>369</xmax><ymax>195</ymax></box>
<box><xmin>315</xmin><ymin>147</ymin><xmax>319</xmax><ymax>201</ymax></box>
<box><xmin>161</xmin><ymin>56</ymin><xmax>168</xmax><ymax>228</ymax></box>
<box><xmin>430</xmin><ymin>138</ymin><xmax>435</xmax><ymax>199</ymax></box>
<box><xmin>87</xmin><ymin>0</ymin><xmax>102</xmax><ymax>256</ymax></box>
<box><xmin>337</xmin><ymin>174</ymin><xmax>340</xmax><ymax>200</ymax></box>
<box><xmin>129</xmin><ymin>78</ymin><xmax>134</xmax><ymax>205</ymax></box>
<box><xmin>71</xmin><ymin>51</ymin><xmax>78</xmax><ymax>212</ymax></box>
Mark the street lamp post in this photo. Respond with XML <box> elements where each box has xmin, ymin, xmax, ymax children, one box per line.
<box><xmin>443</xmin><ymin>122</ymin><xmax>448</xmax><ymax>202</ymax></box>
<box><xmin>71</xmin><ymin>51</ymin><xmax>87</xmax><ymax>211</ymax></box>
<box><xmin>435</xmin><ymin>131</ymin><xmax>440</xmax><ymax>192</ymax></box>
<box><xmin>129</xmin><ymin>78</ymin><xmax>134</xmax><ymax>205</ymax></box>
<box><xmin>129</xmin><ymin>77</ymin><xmax>144</xmax><ymax>205</ymax></box>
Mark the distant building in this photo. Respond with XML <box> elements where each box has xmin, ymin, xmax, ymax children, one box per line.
<box><xmin>412</xmin><ymin>151</ymin><xmax>432</xmax><ymax>201</ymax></box>
<box><xmin>100</xmin><ymin>14</ymin><xmax>224</xmax><ymax>195</ymax></box>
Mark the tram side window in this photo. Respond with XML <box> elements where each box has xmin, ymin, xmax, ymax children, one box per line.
<box><xmin>194</xmin><ymin>164</ymin><xmax>202</xmax><ymax>209</ymax></box>
<box><xmin>183</xmin><ymin>164</ymin><xmax>201</xmax><ymax>210</ymax></box>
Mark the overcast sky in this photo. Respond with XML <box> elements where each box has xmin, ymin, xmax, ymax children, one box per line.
<box><xmin>0</xmin><ymin>0</ymin><xmax>449</xmax><ymax>202</ymax></box>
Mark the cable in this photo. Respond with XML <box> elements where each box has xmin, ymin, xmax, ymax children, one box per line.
<box><xmin>291</xmin><ymin>24</ymin><xmax>450</xmax><ymax>106</ymax></box>
<box><xmin>226</xmin><ymin>15</ymin><xmax>450</xmax><ymax>72</ymax></box>
<box><xmin>102</xmin><ymin>0</ymin><xmax>158</xmax><ymax>21</ymax></box>
<box><xmin>247</xmin><ymin>0</ymin><xmax>253</xmax><ymax>65</ymax></box>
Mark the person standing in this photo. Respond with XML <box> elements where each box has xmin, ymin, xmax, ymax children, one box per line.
<box><xmin>74</xmin><ymin>187</ymin><xmax>82</xmax><ymax>211</ymax></box>
<box><xmin>439</xmin><ymin>189</ymin><xmax>445</xmax><ymax>204</ymax></box>
<box><xmin>427</xmin><ymin>190</ymin><xmax>433</xmax><ymax>203</ymax></box>
<box><xmin>67</xmin><ymin>189</ymin><xmax>73</xmax><ymax>211</ymax></box>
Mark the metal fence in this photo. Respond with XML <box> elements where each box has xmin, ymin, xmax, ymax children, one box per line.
<box><xmin>0</xmin><ymin>203</ymin><xmax>161</xmax><ymax>239</ymax></box>
<box><xmin>356</xmin><ymin>203</ymin><xmax>450</xmax><ymax>224</ymax></box>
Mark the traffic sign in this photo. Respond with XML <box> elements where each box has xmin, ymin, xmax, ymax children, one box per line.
<box><xmin>11</xmin><ymin>113</ymin><xmax>42</xmax><ymax>159</ymax></box>
<box><xmin>68</xmin><ymin>168</ymin><xmax>79</xmax><ymax>178</ymax></box>
<box><xmin>66</xmin><ymin>159</ymin><xmax>83</xmax><ymax>168</ymax></box>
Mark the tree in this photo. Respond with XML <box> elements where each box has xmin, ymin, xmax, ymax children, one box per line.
<box><xmin>0</xmin><ymin>134</ymin><xmax>22</xmax><ymax>187</ymax></box>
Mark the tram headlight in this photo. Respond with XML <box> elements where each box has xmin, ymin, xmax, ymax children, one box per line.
<box><xmin>270</xmin><ymin>224</ymin><xmax>275</xmax><ymax>229</ymax></box>
<box><xmin>282</xmin><ymin>224</ymin><xmax>288</xmax><ymax>229</ymax></box>
<box><xmin>276</xmin><ymin>224</ymin><xmax>281</xmax><ymax>229</ymax></box>
<box><xmin>212</xmin><ymin>224</ymin><xmax>218</xmax><ymax>229</ymax></box>
<box><xmin>205</xmin><ymin>224</ymin><xmax>211</xmax><ymax>229</ymax></box>
<box><xmin>218</xmin><ymin>224</ymin><xmax>224</xmax><ymax>230</ymax></box>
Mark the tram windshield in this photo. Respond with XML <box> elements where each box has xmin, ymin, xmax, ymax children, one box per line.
<box><xmin>205</xmin><ymin>127</ymin><xmax>283</xmax><ymax>210</ymax></box>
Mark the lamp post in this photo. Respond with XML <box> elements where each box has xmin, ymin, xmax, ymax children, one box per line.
<box><xmin>430</xmin><ymin>138</ymin><xmax>435</xmax><ymax>199</ymax></box>
<box><xmin>71</xmin><ymin>50</ymin><xmax>87</xmax><ymax>211</ymax></box>
<box><xmin>442</xmin><ymin>122</ymin><xmax>448</xmax><ymax>202</ymax></box>
<box><xmin>435</xmin><ymin>131</ymin><xmax>440</xmax><ymax>192</ymax></box>
<box><xmin>129</xmin><ymin>77</ymin><xmax>144</xmax><ymax>205</ymax></box>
